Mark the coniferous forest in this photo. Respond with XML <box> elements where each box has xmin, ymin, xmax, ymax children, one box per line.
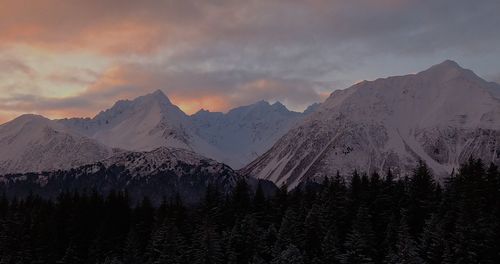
<box><xmin>0</xmin><ymin>159</ymin><xmax>499</xmax><ymax>264</ymax></box>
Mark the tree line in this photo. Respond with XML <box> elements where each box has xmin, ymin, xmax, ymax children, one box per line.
<box><xmin>0</xmin><ymin>159</ymin><xmax>499</xmax><ymax>263</ymax></box>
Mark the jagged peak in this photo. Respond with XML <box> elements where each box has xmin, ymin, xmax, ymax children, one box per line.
<box><xmin>196</xmin><ymin>108</ymin><xmax>210</xmax><ymax>114</ymax></box>
<box><xmin>192</xmin><ymin>108</ymin><xmax>224</xmax><ymax>118</ymax></box>
<box><xmin>303</xmin><ymin>102</ymin><xmax>321</xmax><ymax>114</ymax></box>
<box><xmin>271</xmin><ymin>101</ymin><xmax>284</xmax><ymax>107</ymax></box>
<box><xmin>93</xmin><ymin>89</ymin><xmax>187</xmax><ymax>121</ymax></box>
<box><xmin>271</xmin><ymin>101</ymin><xmax>290</xmax><ymax>111</ymax></box>
<box><xmin>254</xmin><ymin>100</ymin><xmax>271</xmax><ymax>107</ymax></box>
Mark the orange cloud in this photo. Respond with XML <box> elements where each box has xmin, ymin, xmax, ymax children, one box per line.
<box><xmin>0</xmin><ymin>0</ymin><xmax>216</xmax><ymax>55</ymax></box>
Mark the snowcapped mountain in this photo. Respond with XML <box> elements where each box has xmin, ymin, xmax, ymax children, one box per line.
<box><xmin>0</xmin><ymin>114</ymin><xmax>114</xmax><ymax>175</ymax></box>
<box><xmin>0</xmin><ymin>89</ymin><xmax>314</xmax><ymax>175</ymax></box>
<box><xmin>243</xmin><ymin>60</ymin><xmax>500</xmax><ymax>188</ymax></box>
<box><xmin>59</xmin><ymin>90</ymin><xmax>191</xmax><ymax>151</ymax></box>
<box><xmin>59</xmin><ymin>90</ymin><xmax>312</xmax><ymax>169</ymax></box>
<box><xmin>191</xmin><ymin>100</ymin><xmax>305</xmax><ymax>168</ymax></box>
<box><xmin>0</xmin><ymin>147</ymin><xmax>276</xmax><ymax>203</ymax></box>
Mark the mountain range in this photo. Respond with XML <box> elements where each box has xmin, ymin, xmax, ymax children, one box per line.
<box><xmin>243</xmin><ymin>60</ymin><xmax>500</xmax><ymax>187</ymax></box>
<box><xmin>0</xmin><ymin>91</ymin><xmax>314</xmax><ymax>175</ymax></box>
<box><xmin>1</xmin><ymin>60</ymin><xmax>500</xmax><ymax>192</ymax></box>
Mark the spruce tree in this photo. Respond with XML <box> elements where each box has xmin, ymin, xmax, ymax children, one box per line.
<box><xmin>321</xmin><ymin>229</ymin><xmax>340</xmax><ymax>264</ymax></box>
<box><xmin>418</xmin><ymin>215</ymin><xmax>445</xmax><ymax>264</ymax></box>
<box><xmin>337</xmin><ymin>207</ymin><xmax>375</xmax><ymax>264</ymax></box>
<box><xmin>384</xmin><ymin>213</ymin><xmax>423</xmax><ymax>264</ymax></box>
<box><xmin>407</xmin><ymin>161</ymin><xmax>436</xmax><ymax>236</ymax></box>
<box><xmin>272</xmin><ymin>244</ymin><xmax>304</xmax><ymax>264</ymax></box>
<box><xmin>191</xmin><ymin>220</ymin><xmax>224</xmax><ymax>264</ymax></box>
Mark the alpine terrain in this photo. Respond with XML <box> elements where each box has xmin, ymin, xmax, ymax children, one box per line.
<box><xmin>0</xmin><ymin>114</ymin><xmax>114</xmax><ymax>175</ymax></box>
<box><xmin>0</xmin><ymin>91</ymin><xmax>313</xmax><ymax>175</ymax></box>
<box><xmin>58</xmin><ymin>90</ymin><xmax>311</xmax><ymax>169</ymax></box>
<box><xmin>0</xmin><ymin>147</ymin><xmax>274</xmax><ymax>203</ymax></box>
<box><xmin>243</xmin><ymin>60</ymin><xmax>500</xmax><ymax>187</ymax></box>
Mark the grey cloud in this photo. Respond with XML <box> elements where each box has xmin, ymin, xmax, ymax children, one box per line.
<box><xmin>0</xmin><ymin>58</ymin><xmax>34</xmax><ymax>77</ymax></box>
<box><xmin>84</xmin><ymin>63</ymin><xmax>332</xmax><ymax>111</ymax></box>
<box><xmin>0</xmin><ymin>94</ymin><xmax>95</xmax><ymax>112</ymax></box>
<box><xmin>47</xmin><ymin>68</ymin><xmax>100</xmax><ymax>85</ymax></box>
<box><xmin>2</xmin><ymin>0</ymin><xmax>500</xmax><ymax>116</ymax></box>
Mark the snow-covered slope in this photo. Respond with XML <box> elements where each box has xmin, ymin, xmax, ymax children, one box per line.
<box><xmin>60</xmin><ymin>91</ymin><xmax>312</xmax><ymax>168</ymax></box>
<box><xmin>191</xmin><ymin>101</ymin><xmax>305</xmax><ymax>167</ymax></box>
<box><xmin>0</xmin><ymin>114</ymin><xmax>113</xmax><ymax>174</ymax></box>
<box><xmin>60</xmin><ymin>90</ymin><xmax>191</xmax><ymax>151</ymax></box>
<box><xmin>243</xmin><ymin>60</ymin><xmax>500</xmax><ymax>188</ymax></box>
<box><xmin>0</xmin><ymin>147</ymin><xmax>276</xmax><ymax>203</ymax></box>
<box><xmin>102</xmin><ymin>147</ymin><xmax>233</xmax><ymax>177</ymax></box>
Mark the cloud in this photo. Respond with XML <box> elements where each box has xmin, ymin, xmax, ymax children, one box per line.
<box><xmin>0</xmin><ymin>59</ymin><xmax>332</xmax><ymax>121</ymax></box>
<box><xmin>0</xmin><ymin>93</ymin><xmax>97</xmax><ymax>117</ymax></box>
<box><xmin>1</xmin><ymin>0</ymin><xmax>500</xmax><ymax>122</ymax></box>
<box><xmin>80</xmin><ymin>63</ymin><xmax>332</xmax><ymax>113</ymax></box>
<box><xmin>1</xmin><ymin>0</ymin><xmax>499</xmax><ymax>57</ymax></box>
<box><xmin>47</xmin><ymin>68</ymin><xmax>100</xmax><ymax>85</ymax></box>
<box><xmin>0</xmin><ymin>58</ymin><xmax>35</xmax><ymax>77</ymax></box>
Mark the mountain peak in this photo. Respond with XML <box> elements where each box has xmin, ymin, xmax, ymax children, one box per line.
<box><xmin>271</xmin><ymin>101</ymin><xmax>290</xmax><ymax>111</ymax></box>
<box><xmin>272</xmin><ymin>101</ymin><xmax>284</xmax><ymax>107</ymax></box>
<box><xmin>152</xmin><ymin>89</ymin><xmax>166</xmax><ymax>96</ymax></box>
<box><xmin>13</xmin><ymin>113</ymin><xmax>49</xmax><ymax>121</ymax></box>
<box><xmin>424</xmin><ymin>60</ymin><xmax>467</xmax><ymax>73</ymax></box>
<box><xmin>303</xmin><ymin>102</ymin><xmax>321</xmax><ymax>114</ymax></box>
<box><xmin>434</xmin><ymin>59</ymin><xmax>461</xmax><ymax>69</ymax></box>
<box><xmin>142</xmin><ymin>89</ymin><xmax>172</xmax><ymax>104</ymax></box>
<box><xmin>6</xmin><ymin>114</ymin><xmax>54</xmax><ymax>127</ymax></box>
<box><xmin>255</xmin><ymin>100</ymin><xmax>271</xmax><ymax>107</ymax></box>
<box><xmin>419</xmin><ymin>59</ymin><xmax>477</xmax><ymax>82</ymax></box>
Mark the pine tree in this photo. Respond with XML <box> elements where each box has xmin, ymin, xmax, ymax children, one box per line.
<box><xmin>337</xmin><ymin>207</ymin><xmax>375</xmax><ymax>264</ymax></box>
<box><xmin>226</xmin><ymin>215</ymin><xmax>260</xmax><ymax>264</ymax></box>
<box><xmin>384</xmin><ymin>213</ymin><xmax>423</xmax><ymax>264</ymax></box>
<box><xmin>146</xmin><ymin>220</ymin><xmax>187</xmax><ymax>264</ymax></box>
<box><xmin>272</xmin><ymin>244</ymin><xmax>304</xmax><ymax>264</ymax></box>
<box><xmin>304</xmin><ymin>206</ymin><xmax>322</xmax><ymax>253</ymax></box>
<box><xmin>321</xmin><ymin>229</ymin><xmax>340</xmax><ymax>264</ymax></box>
<box><xmin>57</xmin><ymin>243</ymin><xmax>83</xmax><ymax>264</ymax></box>
<box><xmin>407</xmin><ymin>161</ymin><xmax>436</xmax><ymax>236</ymax></box>
<box><xmin>258</xmin><ymin>224</ymin><xmax>278</xmax><ymax>262</ymax></box>
<box><xmin>191</xmin><ymin>220</ymin><xmax>224</xmax><ymax>264</ymax></box>
<box><xmin>231</xmin><ymin>179</ymin><xmax>251</xmax><ymax>219</ymax></box>
<box><xmin>274</xmin><ymin>208</ymin><xmax>304</xmax><ymax>252</ymax></box>
<box><xmin>124</xmin><ymin>197</ymin><xmax>154</xmax><ymax>263</ymax></box>
<box><xmin>418</xmin><ymin>215</ymin><xmax>445</xmax><ymax>264</ymax></box>
<box><xmin>253</xmin><ymin>182</ymin><xmax>267</xmax><ymax>212</ymax></box>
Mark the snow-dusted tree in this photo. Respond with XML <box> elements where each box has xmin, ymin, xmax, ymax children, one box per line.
<box><xmin>272</xmin><ymin>244</ymin><xmax>304</xmax><ymax>264</ymax></box>
<box><xmin>384</xmin><ymin>213</ymin><xmax>423</xmax><ymax>264</ymax></box>
<box><xmin>337</xmin><ymin>207</ymin><xmax>375</xmax><ymax>264</ymax></box>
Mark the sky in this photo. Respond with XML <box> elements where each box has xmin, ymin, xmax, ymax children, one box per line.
<box><xmin>1</xmin><ymin>0</ymin><xmax>500</xmax><ymax>124</ymax></box>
